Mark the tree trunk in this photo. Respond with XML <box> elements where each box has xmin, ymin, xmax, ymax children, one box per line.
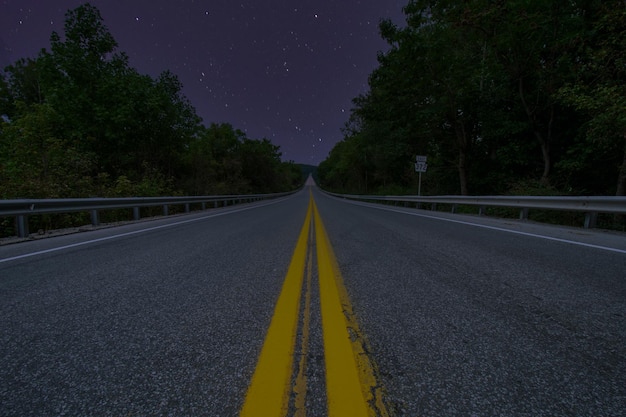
<box><xmin>454</xmin><ymin>120</ymin><xmax>469</xmax><ymax>195</ymax></box>
<box><xmin>458</xmin><ymin>149</ymin><xmax>469</xmax><ymax>196</ymax></box>
<box><xmin>538</xmin><ymin>132</ymin><xmax>551</xmax><ymax>185</ymax></box>
<box><xmin>519</xmin><ymin>78</ymin><xmax>552</xmax><ymax>184</ymax></box>
<box><xmin>616</xmin><ymin>133</ymin><xmax>626</xmax><ymax>196</ymax></box>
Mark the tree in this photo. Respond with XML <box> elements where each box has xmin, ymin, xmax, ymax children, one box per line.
<box><xmin>184</xmin><ymin>123</ymin><xmax>300</xmax><ymax>195</ymax></box>
<box><xmin>240</xmin><ymin>138</ymin><xmax>283</xmax><ymax>193</ymax></box>
<box><xmin>558</xmin><ymin>3</ymin><xmax>626</xmax><ymax>195</ymax></box>
<box><xmin>49</xmin><ymin>3</ymin><xmax>118</xmax><ymax>82</ymax></box>
<box><xmin>321</xmin><ymin>0</ymin><xmax>620</xmax><ymax>197</ymax></box>
<box><xmin>184</xmin><ymin>123</ymin><xmax>246</xmax><ymax>194</ymax></box>
<box><xmin>456</xmin><ymin>0</ymin><xmax>587</xmax><ymax>185</ymax></box>
<box><xmin>342</xmin><ymin>1</ymin><xmax>493</xmax><ymax>194</ymax></box>
<box><xmin>1</xmin><ymin>2</ymin><xmax>298</xmax><ymax>208</ymax></box>
<box><xmin>0</xmin><ymin>102</ymin><xmax>94</xmax><ymax>198</ymax></box>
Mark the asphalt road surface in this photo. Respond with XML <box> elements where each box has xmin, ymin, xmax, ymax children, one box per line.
<box><xmin>1</xmin><ymin>185</ymin><xmax>625</xmax><ymax>416</ymax></box>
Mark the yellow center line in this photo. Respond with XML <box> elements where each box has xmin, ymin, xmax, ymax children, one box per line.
<box><xmin>294</xmin><ymin>223</ymin><xmax>313</xmax><ymax>417</ymax></box>
<box><xmin>240</xmin><ymin>193</ymin><xmax>389</xmax><ymax>416</ymax></box>
<box><xmin>314</xmin><ymin>198</ymin><xmax>378</xmax><ymax>417</ymax></box>
<box><xmin>314</xmin><ymin>196</ymin><xmax>390</xmax><ymax>416</ymax></box>
<box><xmin>240</xmin><ymin>198</ymin><xmax>312</xmax><ymax>417</ymax></box>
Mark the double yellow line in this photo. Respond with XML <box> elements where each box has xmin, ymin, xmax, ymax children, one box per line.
<box><xmin>240</xmin><ymin>194</ymin><xmax>389</xmax><ymax>417</ymax></box>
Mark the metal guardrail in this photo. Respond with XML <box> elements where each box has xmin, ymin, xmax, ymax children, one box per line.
<box><xmin>1</xmin><ymin>192</ymin><xmax>294</xmax><ymax>238</ymax></box>
<box><xmin>326</xmin><ymin>192</ymin><xmax>626</xmax><ymax>229</ymax></box>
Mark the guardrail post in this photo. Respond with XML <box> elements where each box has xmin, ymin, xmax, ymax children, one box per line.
<box><xmin>431</xmin><ymin>203</ymin><xmax>437</xmax><ymax>211</ymax></box>
<box><xmin>519</xmin><ymin>207</ymin><xmax>529</xmax><ymax>220</ymax></box>
<box><xmin>163</xmin><ymin>205</ymin><xmax>169</xmax><ymax>216</ymax></box>
<box><xmin>214</xmin><ymin>201</ymin><xmax>219</xmax><ymax>208</ymax></box>
<box><xmin>91</xmin><ymin>210</ymin><xmax>100</xmax><ymax>227</ymax></box>
<box><xmin>16</xmin><ymin>215</ymin><xmax>29</xmax><ymax>238</ymax></box>
<box><xmin>185</xmin><ymin>203</ymin><xmax>190</xmax><ymax>213</ymax></box>
<box><xmin>584</xmin><ymin>212</ymin><xmax>597</xmax><ymax>229</ymax></box>
<box><xmin>451</xmin><ymin>204</ymin><xmax>457</xmax><ymax>214</ymax></box>
<box><xmin>201</xmin><ymin>202</ymin><xmax>206</xmax><ymax>210</ymax></box>
<box><xmin>133</xmin><ymin>207</ymin><xmax>140</xmax><ymax>221</ymax></box>
<box><xmin>479</xmin><ymin>206</ymin><xmax>486</xmax><ymax>216</ymax></box>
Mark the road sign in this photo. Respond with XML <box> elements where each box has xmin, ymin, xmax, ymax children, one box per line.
<box><xmin>415</xmin><ymin>162</ymin><xmax>428</xmax><ymax>173</ymax></box>
<box><xmin>414</xmin><ymin>155</ymin><xmax>428</xmax><ymax>196</ymax></box>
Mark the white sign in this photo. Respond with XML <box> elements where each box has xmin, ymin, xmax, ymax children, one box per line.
<box><xmin>416</xmin><ymin>155</ymin><xmax>427</xmax><ymax>162</ymax></box>
<box><xmin>415</xmin><ymin>162</ymin><xmax>428</xmax><ymax>173</ymax></box>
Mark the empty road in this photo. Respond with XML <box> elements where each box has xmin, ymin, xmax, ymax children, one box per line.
<box><xmin>1</xmin><ymin>185</ymin><xmax>625</xmax><ymax>416</ymax></box>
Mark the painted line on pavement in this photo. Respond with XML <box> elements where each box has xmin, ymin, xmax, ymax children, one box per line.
<box><xmin>241</xmin><ymin>194</ymin><xmax>389</xmax><ymax>416</ymax></box>
<box><xmin>240</xmin><ymin>198</ymin><xmax>312</xmax><ymax>416</ymax></box>
<box><xmin>294</xmin><ymin>222</ymin><xmax>314</xmax><ymax>417</ymax></box>
<box><xmin>340</xmin><ymin>198</ymin><xmax>626</xmax><ymax>255</ymax></box>
<box><xmin>0</xmin><ymin>198</ymin><xmax>287</xmax><ymax>264</ymax></box>
<box><xmin>313</xmin><ymin>198</ymin><xmax>389</xmax><ymax>417</ymax></box>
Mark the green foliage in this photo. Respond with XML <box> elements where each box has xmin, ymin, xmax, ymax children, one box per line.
<box><xmin>182</xmin><ymin>123</ymin><xmax>303</xmax><ymax>195</ymax></box>
<box><xmin>557</xmin><ymin>3</ymin><xmax>626</xmax><ymax>195</ymax></box>
<box><xmin>0</xmin><ymin>3</ymin><xmax>301</xmax><ymax>211</ymax></box>
<box><xmin>297</xmin><ymin>164</ymin><xmax>319</xmax><ymax>185</ymax></box>
<box><xmin>321</xmin><ymin>0</ymin><xmax>625</xmax><ymax>198</ymax></box>
<box><xmin>0</xmin><ymin>102</ymin><xmax>95</xmax><ymax>198</ymax></box>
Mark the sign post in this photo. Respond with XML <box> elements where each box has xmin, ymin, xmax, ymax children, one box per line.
<box><xmin>414</xmin><ymin>155</ymin><xmax>428</xmax><ymax>196</ymax></box>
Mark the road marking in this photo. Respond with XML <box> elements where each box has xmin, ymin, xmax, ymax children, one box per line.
<box><xmin>313</xmin><ymin>199</ymin><xmax>389</xmax><ymax>417</ymax></box>
<box><xmin>0</xmin><ymin>198</ymin><xmax>288</xmax><ymax>264</ymax></box>
<box><xmin>240</xmin><ymin>198</ymin><xmax>312</xmax><ymax>416</ymax></box>
<box><xmin>241</xmin><ymin>194</ymin><xmax>389</xmax><ymax>416</ymax></box>
<box><xmin>339</xmin><ymin>198</ymin><xmax>626</xmax><ymax>255</ymax></box>
<box><xmin>294</xmin><ymin>223</ymin><xmax>313</xmax><ymax>417</ymax></box>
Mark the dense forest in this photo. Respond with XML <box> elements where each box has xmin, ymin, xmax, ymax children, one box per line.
<box><xmin>319</xmin><ymin>0</ymin><xmax>625</xmax><ymax>197</ymax></box>
<box><xmin>0</xmin><ymin>4</ymin><xmax>303</xmax><ymax>202</ymax></box>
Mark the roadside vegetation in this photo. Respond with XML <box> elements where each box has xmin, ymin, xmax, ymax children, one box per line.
<box><xmin>319</xmin><ymin>0</ymin><xmax>625</xmax><ymax>201</ymax></box>
<box><xmin>0</xmin><ymin>4</ymin><xmax>306</xmax><ymax>236</ymax></box>
<box><xmin>0</xmin><ymin>4</ymin><xmax>303</xmax><ymax>202</ymax></box>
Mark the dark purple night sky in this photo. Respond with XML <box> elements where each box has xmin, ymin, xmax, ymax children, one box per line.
<box><xmin>0</xmin><ymin>1</ymin><xmax>407</xmax><ymax>165</ymax></box>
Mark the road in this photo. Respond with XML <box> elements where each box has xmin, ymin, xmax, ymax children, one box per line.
<box><xmin>1</xmin><ymin>185</ymin><xmax>625</xmax><ymax>416</ymax></box>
